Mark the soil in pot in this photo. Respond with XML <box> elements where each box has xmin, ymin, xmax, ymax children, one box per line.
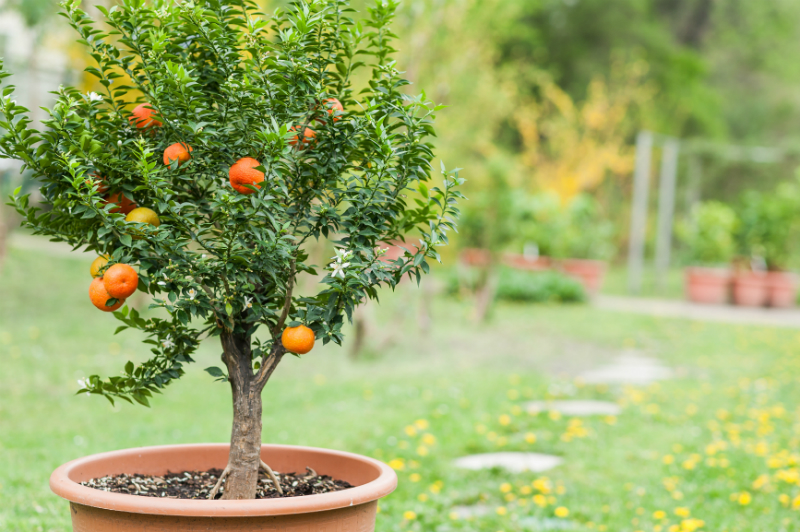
<box><xmin>82</xmin><ymin>467</ymin><xmax>353</xmax><ymax>500</ymax></box>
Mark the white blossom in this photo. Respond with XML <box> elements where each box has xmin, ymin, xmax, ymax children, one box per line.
<box><xmin>329</xmin><ymin>261</ymin><xmax>350</xmax><ymax>279</ymax></box>
<box><xmin>244</xmin><ymin>296</ymin><xmax>253</xmax><ymax>309</ymax></box>
<box><xmin>77</xmin><ymin>378</ymin><xmax>88</xmax><ymax>389</ymax></box>
<box><xmin>187</xmin><ymin>288</ymin><xmax>197</xmax><ymax>300</ymax></box>
<box><xmin>86</xmin><ymin>92</ymin><xmax>103</xmax><ymax>102</ymax></box>
<box><xmin>161</xmin><ymin>335</ymin><xmax>175</xmax><ymax>349</ymax></box>
<box><xmin>331</xmin><ymin>248</ymin><xmax>353</xmax><ymax>263</ymax></box>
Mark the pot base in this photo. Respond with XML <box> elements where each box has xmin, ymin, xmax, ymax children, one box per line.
<box><xmin>69</xmin><ymin>500</ymin><xmax>377</xmax><ymax>532</ymax></box>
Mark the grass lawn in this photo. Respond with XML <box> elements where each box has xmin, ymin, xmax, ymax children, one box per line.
<box><xmin>2</xmin><ymin>241</ymin><xmax>800</xmax><ymax>532</ymax></box>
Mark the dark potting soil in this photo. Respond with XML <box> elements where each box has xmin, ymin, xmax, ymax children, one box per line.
<box><xmin>80</xmin><ymin>467</ymin><xmax>353</xmax><ymax>500</ymax></box>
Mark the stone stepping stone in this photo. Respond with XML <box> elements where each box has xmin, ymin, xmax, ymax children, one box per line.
<box><xmin>519</xmin><ymin>516</ymin><xmax>579</xmax><ymax>530</ymax></box>
<box><xmin>454</xmin><ymin>452</ymin><xmax>562</xmax><ymax>474</ymax></box>
<box><xmin>525</xmin><ymin>400</ymin><xmax>621</xmax><ymax>416</ymax></box>
<box><xmin>450</xmin><ymin>504</ymin><xmax>492</xmax><ymax>519</ymax></box>
<box><xmin>578</xmin><ymin>353</ymin><xmax>672</xmax><ymax>385</ymax></box>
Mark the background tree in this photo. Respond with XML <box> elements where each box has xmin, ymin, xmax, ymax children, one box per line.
<box><xmin>1</xmin><ymin>0</ymin><xmax>461</xmax><ymax>500</ymax></box>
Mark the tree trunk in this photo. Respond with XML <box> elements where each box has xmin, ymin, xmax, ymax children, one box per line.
<box><xmin>220</xmin><ymin>330</ymin><xmax>262</xmax><ymax>500</ymax></box>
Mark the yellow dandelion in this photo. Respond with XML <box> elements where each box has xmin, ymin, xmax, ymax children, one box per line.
<box><xmin>507</xmin><ymin>389</ymin><xmax>520</xmax><ymax>400</ymax></box>
<box><xmin>403</xmin><ymin>510</ymin><xmax>417</xmax><ymax>520</ymax></box>
<box><xmin>409</xmin><ymin>473</ymin><xmax>421</xmax><ymax>482</ymax></box>
<box><xmin>604</xmin><ymin>415</ymin><xmax>617</xmax><ymax>425</ymax></box>
<box><xmin>674</xmin><ymin>507</ymin><xmax>690</xmax><ymax>518</ymax></box>
<box><xmin>738</xmin><ymin>492</ymin><xmax>752</xmax><ymax>505</ymax></box>
<box><xmin>499</xmin><ymin>414</ymin><xmax>511</xmax><ymax>426</ymax></box>
<box><xmin>533</xmin><ymin>494</ymin><xmax>547</xmax><ymax>507</ymax></box>
<box><xmin>792</xmin><ymin>494</ymin><xmax>800</xmax><ymax>509</ymax></box>
<box><xmin>421</xmin><ymin>433</ymin><xmax>436</xmax><ymax>446</ymax></box>
<box><xmin>417</xmin><ymin>493</ymin><xmax>428</xmax><ymax>502</ymax></box>
<box><xmin>496</xmin><ymin>506</ymin><xmax>507</xmax><ymax>516</ymax></box>
<box><xmin>449</xmin><ymin>511</ymin><xmax>459</xmax><ymax>520</ymax></box>
<box><xmin>663</xmin><ymin>455</ymin><xmax>674</xmax><ymax>465</ymax></box>
<box><xmin>778</xmin><ymin>494</ymin><xmax>789</xmax><ymax>506</ymax></box>
<box><xmin>416</xmin><ymin>445</ymin><xmax>429</xmax><ymax>457</ymax></box>
<box><xmin>548</xmin><ymin>410</ymin><xmax>562</xmax><ymax>421</ymax></box>
<box><xmin>404</xmin><ymin>425</ymin><xmax>417</xmax><ymax>437</ymax></box>
<box><xmin>414</xmin><ymin>419</ymin><xmax>429</xmax><ymax>430</ymax></box>
<box><xmin>554</xmin><ymin>506</ymin><xmax>569</xmax><ymax>518</ymax></box>
<box><xmin>504</xmin><ymin>493</ymin><xmax>516</xmax><ymax>502</ymax></box>
<box><xmin>387</xmin><ymin>458</ymin><xmax>405</xmax><ymax>470</ymax></box>
<box><xmin>499</xmin><ymin>483</ymin><xmax>513</xmax><ymax>493</ymax></box>
<box><xmin>525</xmin><ymin>432</ymin><xmax>537</xmax><ymax>444</ymax></box>
<box><xmin>653</xmin><ymin>510</ymin><xmax>666</xmax><ymax>519</ymax></box>
<box><xmin>520</xmin><ymin>486</ymin><xmax>532</xmax><ymax>495</ymax></box>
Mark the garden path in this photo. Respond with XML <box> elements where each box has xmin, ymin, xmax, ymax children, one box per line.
<box><xmin>595</xmin><ymin>294</ymin><xmax>800</xmax><ymax>328</ymax></box>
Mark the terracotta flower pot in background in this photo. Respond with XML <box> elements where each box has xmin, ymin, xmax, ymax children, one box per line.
<box><xmin>558</xmin><ymin>259</ymin><xmax>607</xmax><ymax>295</ymax></box>
<box><xmin>50</xmin><ymin>444</ymin><xmax>397</xmax><ymax>532</ymax></box>
<box><xmin>502</xmin><ymin>253</ymin><xmax>551</xmax><ymax>271</ymax></box>
<box><xmin>684</xmin><ymin>267</ymin><xmax>731</xmax><ymax>305</ymax></box>
<box><xmin>459</xmin><ymin>248</ymin><xmax>492</xmax><ymax>268</ymax></box>
<box><xmin>766</xmin><ymin>271</ymin><xmax>798</xmax><ymax>308</ymax></box>
<box><xmin>732</xmin><ymin>271</ymin><xmax>769</xmax><ymax>307</ymax></box>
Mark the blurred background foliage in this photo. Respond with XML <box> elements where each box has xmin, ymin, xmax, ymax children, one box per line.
<box><xmin>4</xmin><ymin>0</ymin><xmax>800</xmax><ymax>269</ymax></box>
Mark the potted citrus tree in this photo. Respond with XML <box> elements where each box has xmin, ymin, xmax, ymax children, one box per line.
<box><xmin>551</xmin><ymin>193</ymin><xmax>615</xmax><ymax>295</ymax></box>
<box><xmin>735</xmin><ymin>188</ymin><xmax>797</xmax><ymax>307</ymax></box>
<box><xmin>2</xmin><ymin>0</ymin><xmax>462</xmax><ymax>529</ymax></box>
<box><xmin>676</xmin><ymin>201</ymin><xmax>737</xmax><ymax>304</ymax></box>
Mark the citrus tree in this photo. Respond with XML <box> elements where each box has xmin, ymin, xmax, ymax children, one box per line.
<box><xmin>0</xmin><ymin>0</ymin><xmax>461</xmax><ymax>500</ymax></box>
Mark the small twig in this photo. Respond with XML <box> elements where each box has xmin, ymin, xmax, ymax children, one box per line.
<box><xmin>305</xmin><ymin>466</ymin><xmax>318</xmax><ymax>478</ymax></box>
<box><xmin>272</xmin><ymin>257</ymin><xmax>297</xmax><ymax>336</ymax></box>
<box><xmin>208</xmin><ymin>466</ymin><xmax>230</xmax><ymax>500</ymax></box>
<box><xmin>260</xmin><ymin>460</ymin><xmax>284</xmax><ymax>495</ymax></box>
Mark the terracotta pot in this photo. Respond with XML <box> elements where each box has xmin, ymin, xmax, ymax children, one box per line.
<box><xmin>459</xmin><ymin>248</ymin><xmax>491</xmax><ymax>267</ymax></box>
<box><xmin>732</xmin><ymin>271</ymin><xmax>769</xmax><ymax>307</ymax></box>
<box><xmin>766</xmin><ymin>271</ymin><xmax>798</xmax><ymax>308</ymax></box>
<box><xmin>50</xmin><ymin>444</ymin><xmax>397</xmax><ymax>531</ymax></box>
<box><xmin>559</xmin><ymin>258</ymin><xmax>607</xmax><ymax>295</ymax></box>
<box><xmin>502</xmin><ymin>253</ymin><xmax>551</xmax><ymax>271</ymax></box>
<box><xmin>684</xmin><ymin>267</ymin><xmax>731</xmax><ymax>305</ymax></box>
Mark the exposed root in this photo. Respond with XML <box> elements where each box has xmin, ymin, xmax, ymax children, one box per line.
<box><xmin>305</xmin><ymin>466</ymin><xmax>318</xmax><ymax>478</ymax></box>
<box><xmin>260</xmin><ymin>460</ymin><xmax>284</xmax><ymax>495</ymax></box>
<box><xmin>208</xmin><ymin>466</ymin><xmax>230</xmax><ymax>500</ymax></box>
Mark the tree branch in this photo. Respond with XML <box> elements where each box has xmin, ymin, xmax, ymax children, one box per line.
<box><xmin>254</xmin><ymin>340</ymin><xmax>286</xmax><ymax>392</ymax></box>
<box><xmin>272</xmin><ymin>257</ymin><xmax>296</xmax><ymax>336</ymax></box>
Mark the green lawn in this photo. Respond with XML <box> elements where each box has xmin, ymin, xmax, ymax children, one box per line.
<box><xmin>1</xmin><ymin>242</ymin><xmax>800</xmax><ymax>532</ymax></box>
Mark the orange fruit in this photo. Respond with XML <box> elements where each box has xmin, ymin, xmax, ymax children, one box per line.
<box><xmin>104</xmin><ymin>192</ymin><xmax>137</xmax><ymax>215</ymax></box>
<box><xmin>228</xmin><ymin>157</ymin><xmax>264</xmax><ymax>194</ymax></box>
<box><xmin>289</xmin><ymin>126</ymin><xmax>316</xmax><ymax>147</ymax></box>
<box><xmin>103</xmin><ymin>263</ymin><xmax>139</xmax><ymax>299</ymax></box>
<box><xmin>129</xmin><ymin>103</ymin><xmax>162</xmax><ymax>130</ymax></box>
<box><xmin>163</xmin><ymin>142</ymin><xmax>193</xmax><ymax>166</ymax></box>
<box><xmin>323</xmin><ymin>98</ymin><xmax>343</xmax><ymax>121</ymax></box>
<box><xmin>125</xmin><ymin>207</ymin><xmax>160</xmax><ymax>227</ymax></box>
<box><xmin>86</xmin><ymin>173</ymin><xmax>109</xmax><ymax>194</ymax></box>
<box><xmin>90</xmin><ymin>255</ymin><xmax>110</xmax><ymax>278</ymax></box>
<box><xmin>89</xmin><ymin>277</ymin><xmax>125</xmax><ymax>312</ymax></box>
<box><xmin>281</xmin><ymin>325</ymin><xmax>315</xmax><ymax>354</ymax></box>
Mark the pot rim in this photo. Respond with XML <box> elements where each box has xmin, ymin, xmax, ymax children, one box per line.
<box><xmin>49</xmin><ymin>443</ymin><xmax>397</xmax><ymax>517</ymax></box>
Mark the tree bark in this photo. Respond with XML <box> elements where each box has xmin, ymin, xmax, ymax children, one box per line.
<box><xmin>220</xmin><ymin>330</ymin><xmax>262</xmax><ymax>500</ymax></box>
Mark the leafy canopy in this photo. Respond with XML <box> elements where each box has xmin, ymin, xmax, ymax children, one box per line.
<box><xmin>1</xmin><ymin>0</ymin><xmax>462</xmax><ymax>406</ymax></box>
